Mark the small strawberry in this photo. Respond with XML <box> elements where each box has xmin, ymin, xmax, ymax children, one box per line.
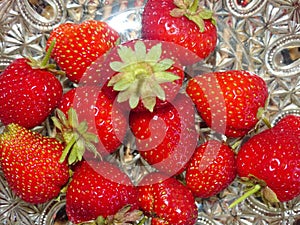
<box><xmin>46</xmin><ymin>20</ymin><xmax>119</xmax><ymax>83</ymax></box>
<box><xmin>186</xmin><ymin>70</ymin><xmax>269</xmax><ymax>138</ymax></box>
<box><xmin>141</xmin><ymin>0</ymin><xmax>217</xmax><ymax>65</ymax></box>
<box><xmin>185</xmin><ymin>140</ymin><xmax>237</xmax><ymax>198</ymax></box>
<box><xmin>137</xmin><ymin>172</ymin><xmax>198</xmax><ymax>225</ymax></box>
<box><xmin>129</xmin><ymin>93</ymin><xmax>198</xmax><ymax>175</ymax></box>
<box><xmin>66</xmin><ymin>160</ymin><xmax>140</xmax><ymax>224</ymax></box>
<box><xmin>230</xmin><ymin>114</ymin><xmax>300</xmax><ymax>207</ymax></box>
<box><xmin>92</xmin><ymin>39</ymin><xmax>185</xmax><ymax>112</ymax></box>
<box><xmin>0</xmin><ymin>41</ymin><xmax>63</xmax><ymax>129</ymax></box>
<box><xmin>55</xmin><ymin>85</ymin><xmax>128</xmax><ymax>162</ymax></box>
<box><xmin>0</xmin><ymin>123</ymin><xmax>69</xmax><ymax>204</ymax></box>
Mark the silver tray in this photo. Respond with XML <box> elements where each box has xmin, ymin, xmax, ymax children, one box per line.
<box><xmin>0</xmin><ymin>0</ymin><xmax>300</xmax><ymax>224</ymax></box>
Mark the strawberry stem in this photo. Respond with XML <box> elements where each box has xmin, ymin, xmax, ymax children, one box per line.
<box><xmin>257</xmin><ymin>107</ymin><xmax>272</xmax><ymax>129</ymax></box>
<box><xmin>137</xmin><ymin>216</ymin><xmax>147</xmax><ymax>225</ymax></box>
<box><xmin>189</xmin><ymin>0</ymin><xmax>198</xmax><ymax>13</ymax></box>
<box><xmin>59</xmin><ymin>135</ymin><xmax>77</xmax><ymax>164</ymax></box>
<box><xmin>229</xmin><ymin>184</ymin><xmax>261</xmax><ymax>208</ymax></box>
<box><xmin>41</xmin><ymin>39</ymin><xmax>55</xmax><ymax>68</ymax></box>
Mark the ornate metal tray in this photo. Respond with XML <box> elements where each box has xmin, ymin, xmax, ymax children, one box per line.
<box><xmin>0</xmin><ymin>0</ymin><xmax>300</xmax><ymax>224</ymax></box>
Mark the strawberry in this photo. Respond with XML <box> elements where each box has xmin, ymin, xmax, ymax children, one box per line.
<box><xmin>186</xmin><ymin>70</ymin><xmax>268</xmax><ymax>138</ymax></box>
<box><xmin>46</xmin><ymin>20</ymin><xmax>120</xmax><ymax>83</ymax></box>
<box><xmin>55</xmin><ymin>85</ymin><xmax>128</xmax><ymax>162</ymax></box>
<box><xmin>129</xmin><ymin>93</ymin><xmax>198</xmax><ymax>175</ymax></box>
<box><xmin>0</xmin><ymin>123</ymin><xmax>69</xmax><ymax>204</ymax></box>
<box><xmin>271</xmin><ymin>114</ymin><xmax>300</xmax><ymax>135</ymax></box>
<box><xmin>185</xmin><ymin>140</ymin><xmax>237</xmax><ymax>198</ymax></box>
<box><xmin>230</xmin><ymin>114</ymin><xmax>300</xmax><ymax>207</ymax></box>
<box><xmin>66</xmin><ymin>160</ymin><xmax>140</xmax><ymax>224</ymax></box>
<box><xmin>87</xmin><ymin>39</ymin><xmax>185</xmax><ymax>112</ymax></box>
<box><xmin>0</xmin><ymin>41</ymin><xmax>63</xmax><ymax>129</ymax></box>
<box><xmin>137</xmin><ymin>172</ymin><xmax>198</xmax><ymax>225</ymax></box>
<box><xmin>141</xmin><ymin>0</ymin><xmax>217</xmax><ymax>65</ymax></box>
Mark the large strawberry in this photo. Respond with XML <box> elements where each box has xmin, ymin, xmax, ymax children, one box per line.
<box><xmin>137</xmin><ymin>172</ymin><xmax>198</xmax><ymax>225</ymax></box>
<box><xmin>185</xmin><ymin>139</ymin><xmax>237</xmax><ymax>198</ymax></box>
<box><xmin>186</xmin><ymin>70</ymin><xmax>268</xmax><ymax>138</ymax></box>
<box><xmin>46</xmin><ymin>20</ymin><xmax>120</xmax><ymax>83</ymax></box>
<box><xmin>54</xmin><ymin>85</ymin><xmax>128</xmax><ymax>164</ymax></box>
<box><xmin>66</xmin><ymin>160</ymin><xmax>140</xmax><ymax>224</ymax></box>
<box><xmin>141</xmin><ymin>0</ymin><xmax>217</xmax><ymax>65</ymax></box>
<box><xmin>129</xmin><ymin>93</ymin><xmax>198</xmax><ymax>175</ymax></box>
<box><xmin>0</xmin><ymin>123</ymin><xmax>69</xmax><ymax>204</ymax></box>
<box><xmin>0</xmin><ymin>41</ymin><xmax>63</xmax><ymax>129</ymax></box>
<box><xmin>230</xmin><ymin>114</ymin><xmax>300</xmax><ymax>207</ymax></box>
<box><xmin>85</xmin><ymin>39</ymin><xmax>185</xmax><ymax>112</ymax></box>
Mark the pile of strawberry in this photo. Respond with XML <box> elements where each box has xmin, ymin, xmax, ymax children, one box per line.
<box><xmin>0</xmin><ymin>0</ymin><xmax>299</xmax><ymax>224</ymax></box>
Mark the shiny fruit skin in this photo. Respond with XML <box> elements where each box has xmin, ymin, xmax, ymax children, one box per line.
<box><xmin>186</xmin><ymin>70</ymin><xmax>268</xmax><ymax>138</ymax></box>
<box><xmin>66</xmin><ymin>160</ymin><xmax>138</xmax><ymax>224</ymax></box>
<box><xmin>186</xmin><ymin>140</ymin><xmax>237</xmax><ymax>198</ymax></box>
<box><xmin>47</xmin><ymin>20</ymin><xmax>119</xmax><ymax>83</ymax></box>
<box><xmin>138</xmin><ymin>172</ymin><xmax>198</xmax><ymax>225</ymax></box>
<box><xmin>237</xmin><ymin>115</ymin><xmax>300</xmax><ymax>202</ymax></box>
<box><xmin>0</xmin><ymin>123</ymin><xmax>69</xmax><ymax>204</ymax></box>
<box><xmin>0</xmin><ymin>58</ymin><xmax>63</xmax><ymax>129</ymax></box>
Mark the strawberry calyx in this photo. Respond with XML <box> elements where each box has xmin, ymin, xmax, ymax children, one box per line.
<box><xmin>229</xmin><ymin>175</ymin><xmax>279</xmax><ymax>208</ymax></box>
<box><xmin>77</xmin><ymin>205</ymin><xmax>144</xmax><ymax>225</ymax></box>
<box><xmin>27</xmin><ymin>40</ymin><xmax>65</xmax><ymax>76</ymax></box>
<box><xmin>108</xmin><ymin>40</ymin><xmax>180</xmax><ymax>112</ymax></box>
<box><xmin>170</xmin><ymin>0</ymin><xmax>216</xmax><ymax>32</ymax></box>
<box><xmin>51</xmin><ymin>108</ymin><xmax>100</xmax><ymax>165</ymax></box>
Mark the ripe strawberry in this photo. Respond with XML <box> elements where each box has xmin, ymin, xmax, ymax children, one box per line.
<box><xmin>232</xmin><ymin>114</ymin><xmax>300</xmax><ymax>206</ymax></box>
<box><xmin>0</xmin><ymin>56</ymin><xmax>63</xmax><ymax>129</ymax></box>
<box><xmin>87</xmin><ymin>39</ymin><xmax>185</xmax><ymax>112</ymax></box>
<box><xmin>271</xmin><ymin>114</ymin><xmax>300</xmax><ymax>136</ymax></box>
<box><xmin>0</xmin><ymin>123</ymin><xmax>69</xmax><ymax>204</ymax></box>
<box><xmin>185</xmin><ymin>140</ymin><xmax>237</xmax><ymax>198</ymax></box>
<box><xmin>129</xmin><ymin>93</ymin><xmax>198</xmax><ymax>175</ymax></box>
<box><xmin>66</xmin><ymin>160</ymin><xmax>140</xmax><ymax>224</ymax></box>
<box><xmin>137</xmin><ymin>172</ymin><xmax>198</xmax><ymax>225</ymax></box>
<box><xmin>46</xmin><ymin>20</ymin><xmax>119</xmax><ymax>83</ymax></box>
<box><xmin>186</xmin><ymin>70</ymin><xmax>268</xmax><ymax>138</ymax></box>
<box><xmin>56</xmin><ymin>85</ymin><xmax>128</xmax><ymax>160</ymax></box>
<box><xmin>141</xmin><ymin>0</ymin><xmax>217</xmax><ymax>65</ymax></box>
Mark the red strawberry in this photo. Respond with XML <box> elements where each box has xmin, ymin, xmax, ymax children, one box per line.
<box><xmin>185</xmin><ymin>140</ymin><xmax>237</xmax><ymax>198</ymax></box>
<box><xmin>129</xmin><ymin>93</ymin><xmax>198</xmax><ymax>175</ymax></box>
<box><xmin>137</xmin><ymin>172</ymin><xmax>198</xmax><ymax>225</ymax></box>
<box><xmin>271</xmin><ymin>114</ymin><xmax>300</xmax><ymax>135</ymax></box>
<box><xmin>186</xmin><ymin>70</ymin><xmax>268</xmax><ymax>138</ymax></box>
<box><xmin>66</xmin><ymin>160</ymin><xmax>140</xmax><ymax>224</ymax></box>
<box><xmin>46</xmin><ymin>20</ymin><xmax>119</xmax><ymax>83</ymax></box>
<box><xmin>0</xmin><ymin>123</ymin><xmax>69</xmax><ymax>204</ymax></box>
<box><xmin>56</xmin><ymin>86</ymin><xmax>128</xmax><ymax>161</ymax></box>
<box><xmin>141</xmin><ymin>0</ymin><xmax>217</xmax><ymax>65</ymax></box>
<box><xmin>0</xmin><ymin>56</ymin><xmax>63</xmax><ymax>129</ymax></box>
<box><xmin>85</xmin><ymin>39</ymin><xmax>185</xmax><ymax>112</ymax></box>
<box><xmin>231</xmin><ymin>114</ymin><xmax>300</xmax><ymax>206</ymax></box>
